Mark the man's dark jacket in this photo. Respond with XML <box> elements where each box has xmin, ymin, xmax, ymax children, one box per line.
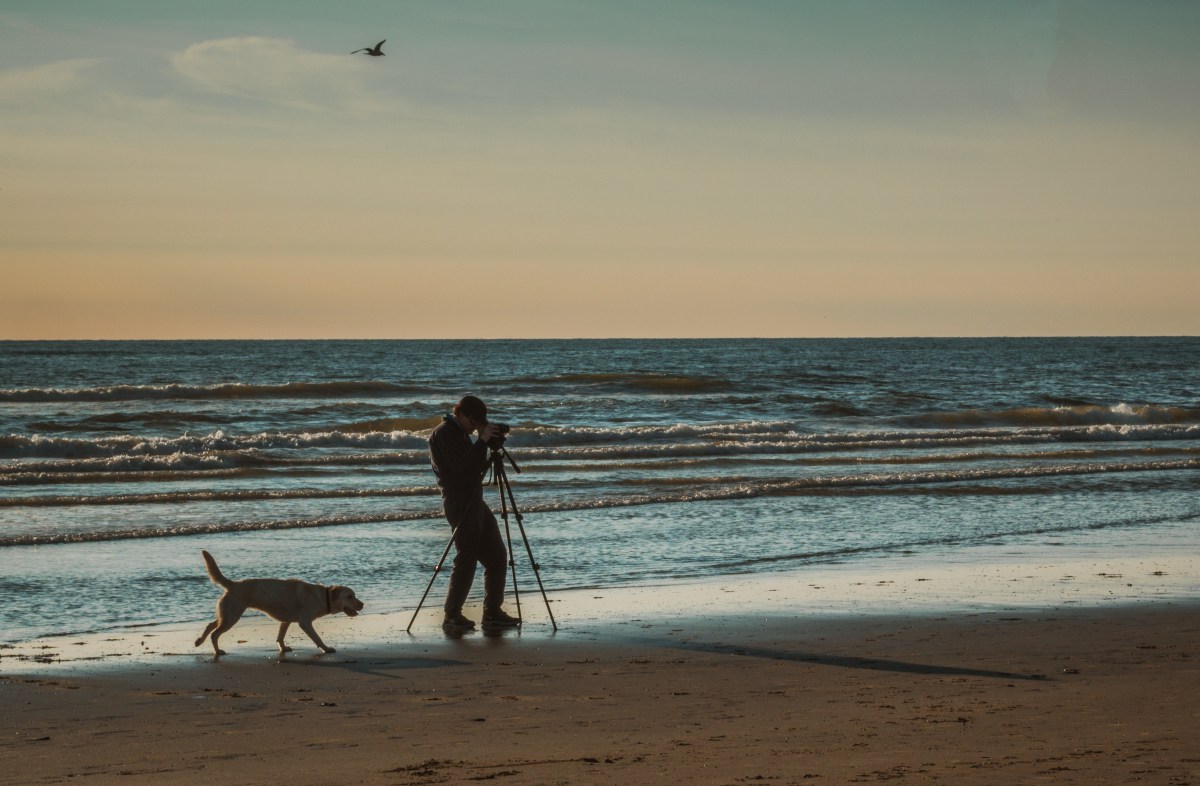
<box><xmin>429</xmin><ymin>416</ymin><xmax>489</xmax><ymax>525</ymax></box>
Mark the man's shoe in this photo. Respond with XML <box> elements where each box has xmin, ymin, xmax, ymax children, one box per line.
<box><xmin>481</xmin><ymin>608</ymin><xmax>521</xmax><ymax>628</ymax></box>
<box><xmin>442</xmin><ymin>613</ymin><xmax>476</xmax><ymax>633</ymax></box>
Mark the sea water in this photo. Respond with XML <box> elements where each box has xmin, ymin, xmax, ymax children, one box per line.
<box><xmin>1</xmin><ymin>338</ymin><xmax>1197</xmax><ymax>641</ymax></box>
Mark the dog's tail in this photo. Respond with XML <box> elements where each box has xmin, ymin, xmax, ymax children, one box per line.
<box><xmin>201</xmin><ymin>550</ymin><xmax>235</xmax><ymax>589</ymax></box>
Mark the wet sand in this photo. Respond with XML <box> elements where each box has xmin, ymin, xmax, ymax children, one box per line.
<box><xmin>3</xmin><ymin>560</ymin><xmax>1199</xmax><ymax>785</ymax></box>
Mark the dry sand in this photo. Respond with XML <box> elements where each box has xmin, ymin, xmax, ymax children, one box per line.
<box><xmin>3</xmin><ymin>559</ymin><xmax>1199</xmax><ymax>785</ymax></box>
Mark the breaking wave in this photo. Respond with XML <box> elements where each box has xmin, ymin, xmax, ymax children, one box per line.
<box><xmin>0</xmin><ymin>429</ymin><xmax>428</xmax><ymax>459</ymax></box>
<box><xmin>3</xmin><ymin>422</ymin><xmax>1198</xmax><ymax>478</ymax></box>
<box><xmin>337</xmin><ymin>415</ymin><xmax>445</xmax><ymax>433</ymax></box>
<box><xmin>0</xmin><ymin>450</ymin><xmax>429</xmax><ymax>479</ymax></box>
<box><xmin>898</xmin><ymin>403</ymin><xmax>1200</xmax><ymax>429</ymax></box>
<box><xmin>28</xmin><ymin>411</ymin><xmax>231</xmax><ymax>432</ymax></box>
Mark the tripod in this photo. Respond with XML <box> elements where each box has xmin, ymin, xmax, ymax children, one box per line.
<box><xmin>407</xmin><ymin>445</ymin><xmax>558</xmax><ymax>632</ymax></box>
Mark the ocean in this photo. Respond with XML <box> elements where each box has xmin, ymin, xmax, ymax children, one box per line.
<box><xmin>1</xmin><ymin>338</ymin><xmax>1197</xmax><ymax>642</ymax></box>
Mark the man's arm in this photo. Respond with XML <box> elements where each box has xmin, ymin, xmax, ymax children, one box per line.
<box><xmin>430</xmin><ymin>425</ymin><xmax>488</xmax><ymax>480</ymax></box>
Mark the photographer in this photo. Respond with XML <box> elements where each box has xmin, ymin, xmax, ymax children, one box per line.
<box><xmin>428</xmin><ymin>395</ymin><xmax>520</xmax><ymax>633</ymax></box>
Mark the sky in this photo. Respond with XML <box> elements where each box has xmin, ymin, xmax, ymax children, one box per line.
<box><xmin>2</xmin><ymin>0</ymin><xmax>1197</xmax><ymax>339</ymax></box>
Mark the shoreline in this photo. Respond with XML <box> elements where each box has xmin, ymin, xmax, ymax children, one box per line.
<box><xmin>4</xmin><ymin>545</ymin><xmax>1197</xmax><ymax>675</ymax></box>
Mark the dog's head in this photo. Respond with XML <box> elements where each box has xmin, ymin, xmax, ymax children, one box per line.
<box><xmin>330</xmin><ymin>586</ymin><xmax>364</xmax><ymax>617</ymax></box>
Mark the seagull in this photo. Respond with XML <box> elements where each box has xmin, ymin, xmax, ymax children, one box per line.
<box><xmin>351</xmin><ymin>39</ymin><xmax>386</xmax><ymax>56</ymax></box>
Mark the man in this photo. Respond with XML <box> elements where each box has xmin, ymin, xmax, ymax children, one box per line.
<box><xmin>428</xmin><ymin>395</ymin><xmax>521</xmax><ymax>633</ymax></box>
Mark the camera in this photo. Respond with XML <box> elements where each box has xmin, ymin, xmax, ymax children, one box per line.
<box><xmin>483</xmin><ymin>420</ymin><xmax>510</xmax><ymax>450</ymax></box>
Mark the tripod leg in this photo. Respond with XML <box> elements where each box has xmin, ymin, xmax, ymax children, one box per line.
<box><xmin>496</xmin><ymin>464</ymin><xmax>522</xmax><ymax>623</ymax></box>
<box><xmin>513</xmin><ymin>514</ymin><xmax>558</xmax><ymax>631</ymax></box>
<box><xmin>406</xmin><ymin>529</ymin><xmax>457</xmax><ymax>633</ymax></box>
<box><xmin>500</xmin><ymin>467</ymin><xmax>558</xmax><ymax>631</ymax></box>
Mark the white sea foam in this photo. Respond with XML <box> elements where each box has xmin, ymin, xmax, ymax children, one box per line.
<box><xmin>896</xmin><ymin>403</ymin><xmax>1200</xmax><ymax>429</ymax></box>
<box><xmin>4</xmin><ymin>421</ymin><xmax>1198</xmax><ymax>462</ymax></box>
<box><xmin>0</xmin><ymin>485</ymin><xmax>437</xmax><ymax>507</ymax></box>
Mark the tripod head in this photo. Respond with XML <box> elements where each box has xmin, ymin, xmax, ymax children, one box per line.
<box><xmin>485</xmin><ymin>444</ymin><xmax>521</xmax><ymax>485</ymax></box>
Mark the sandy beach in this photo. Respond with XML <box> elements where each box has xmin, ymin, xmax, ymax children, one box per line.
<box><xmin>3</xmin><ymin>557</ymin><xmax>1199</xmax><ymax>786</ymax></box>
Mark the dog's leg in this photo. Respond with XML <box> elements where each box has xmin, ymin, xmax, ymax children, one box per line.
<box><xmin>195</xmin><ymin>620</ymin><xmax>218</xmax><ymax>648</ymax></box>
<box><xmin>298</xmin><ymin>618</ymin><xmax>335</xmax><ymax>653</ymax></box>
<box><xmin>276</xmin><ymin>622</ymin><xmax>293</xmax><ymax>653</ymax></box>
<box><xmin>208</xmin><ymin>598</ymin><xmax>246</xmax><ymax>656</ymax></box>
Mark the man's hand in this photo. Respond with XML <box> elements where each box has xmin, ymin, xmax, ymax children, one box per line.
<box><xmin>477</xmin><ymin>423</ymin><xmax>499</xmax><ymax>444</ymax></box>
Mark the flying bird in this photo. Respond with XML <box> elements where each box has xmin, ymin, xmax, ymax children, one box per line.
<box><xmin>352</xmin><ymin>39</ymin><xmax>386</xmax><ymax>56</ymax></box>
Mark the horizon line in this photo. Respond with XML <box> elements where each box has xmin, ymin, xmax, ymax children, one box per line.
<box><xmin>2</xmin><ymin>334</ymin><xmax>1197</xmax><ymax>343</ymax></box>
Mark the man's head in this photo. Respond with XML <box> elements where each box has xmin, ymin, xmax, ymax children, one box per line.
<box><xmin>453</xmin><ymin>395</ymin><xmax>488</xmax><ymax>431</ymax></box>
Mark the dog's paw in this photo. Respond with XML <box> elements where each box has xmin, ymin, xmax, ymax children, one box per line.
<box><xmin>278</xmin><ymin>645</ymin><xmax>293</xmax><ymax>653</ymax></box>
<box><xmin>321</xmin><ymin>646</ymin><xmax>337</xmax><ymax>654</ymax></box>
<box><xmin>194</xmin><ymin>638</ymin><xmax>204</xmax><ymax>647</ymax></box>
<box><xmin>214</xmin><ymin>649</ymin><xmax>226</xmax><ymax>657</ymax></box>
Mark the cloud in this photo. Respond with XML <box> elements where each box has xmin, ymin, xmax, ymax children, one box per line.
<box><xmin>171</xmin><ymin>36</ymin><xmax>389</xmax><ymax>112</ymax></box>
<box><xmin>0</xmin><ymin>58</ymin><xmax>104</xmax><ymax>100</ymax></box>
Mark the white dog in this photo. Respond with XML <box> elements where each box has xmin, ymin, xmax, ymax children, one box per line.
<box><xmin>194</xmin><ymin>550</ymin><xmax>364</xmax><ymax>656</ymax></box>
